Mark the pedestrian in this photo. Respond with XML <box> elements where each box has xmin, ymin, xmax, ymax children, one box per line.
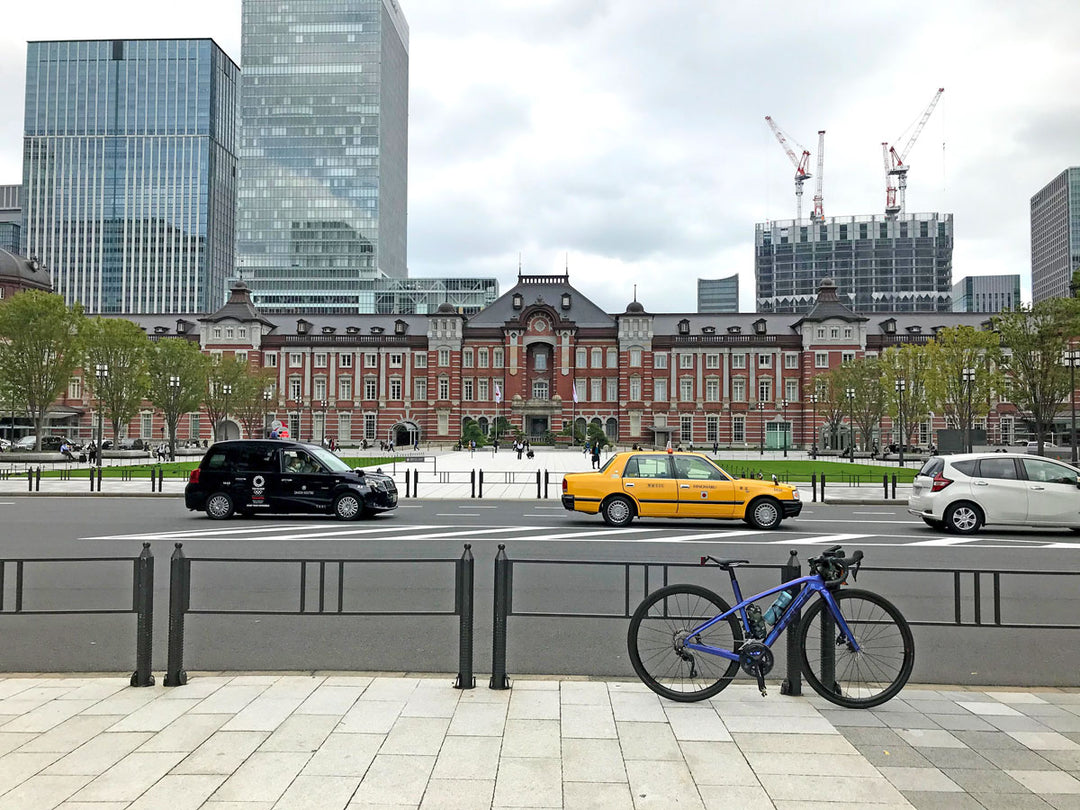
<box><xmin>470</xmin><ymin>439</ymin><xmax>476</xmax><ymax>456</ymax></box>
<box><xmin>591</xmin><ymin>441</ymin><xmax>601</xmax><ymax>469</ymax></box>
<box><xmin>516</xmin><ymin>440</ymin><xmax>523</xmax><ymax>460</ymax></box>
<box><xmin>712</xmin><ymin>441</ymin><xmax>719</xmax><ymax>456</ymax></box>
<box><xmin>413</xmin><ymin>437</ymin><xmax>419</xmax><ymax>451</ymax></box>
<box><xmin>492</xmin><ymin>438</ymin><xmax>499</xmax><ymax>453</ymax></box>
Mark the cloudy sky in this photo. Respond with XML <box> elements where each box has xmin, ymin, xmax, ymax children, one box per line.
<box><xmin>1</xmin><ymin>0</ymin><xmax>1077</xmax><ymax>313</ymax></box>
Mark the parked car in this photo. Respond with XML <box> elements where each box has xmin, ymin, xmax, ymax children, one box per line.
<box><xmin>1024</xmin><ymin>441</ymin><xmax>1073</xmax><ymax>461</ymax></box>
<box><xmin>561</xmin><ymin>450</ymin><xmax>802</xmax><ymax>529</ymax></box>
<box><xmin>885</xmin><ymin>443</ymin><xmax>923</xmax><ymax>454</ymax></box>
<box><xmin>13</xmin><ymin>435</ymin><xmax>81</xmax><ymax>452</ymax></box>
<box><xmin>908</xmin><ymin>452</ymin><xmax>1080</xmax><ymax>534</ymax></box>
<box><xmin>185</xmin><ymin>439</ymin><xmax>398</xmax><ymax>520</ymax></box>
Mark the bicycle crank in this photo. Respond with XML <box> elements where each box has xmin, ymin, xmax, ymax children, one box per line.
<box><xmin>739</xmin><ymin>641</ymin><xmax>774</xmax><ymax>697</ymax></box>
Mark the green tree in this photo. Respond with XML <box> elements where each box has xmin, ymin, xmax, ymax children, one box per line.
<box><xmin>204</xmin><ymin>356</ymin><xmax>249</xmax><ymax>440</ymax></box>
<box><xmin>813</xmin><ymin>370</ymin><xmax>849</xmax><ymax>452</ymax></box>
<box><xmin>994</xmin><ymin>298</ymin><xmax>1080</xmax><ymax>456</ymax></box>
<box><xmin>879</xmin><ymin>343</ymin><xmax>934</xmax><ymax>449</ymax></box>
<box><xmin>0</xmin><ymin>291</ymin><xmax>85</xmax><ymax>450</ymax></box>
<box><xmin>844</xmin><ymin>357</ymin><xmax>888</xmax><ymax>452</ymax></box>
<box><xmin>83</xmin><ymin>317</ymin><xmax>151</xmax><ymax>447</ymax></box>
<box><xmin>460</xmin><ymin>417</ymin><xmax>486</xmax><ymax>448</ymax></box>
<box><xmin>925</xmin><ymin>326</ymin><xmax>1003</xmax><ymax>451</ymax></box>
<box><xmin>586</xmin><ymin>422</ymin><xmax>610</xmax><ymax>449</ymax></box>
<box><xmin>489</xmin><ymin>416</ymin><xmax>513</xmax><ymax>442</ymax></box>
<box><xmin>147</xmin><ymin>338</ymin><xmax>209</xmax><ymax>460</ymax></box>
<box><xmin>232</xmin><ymin>367</ymin><xmax>278</xmax><ymax>441</ymax></box>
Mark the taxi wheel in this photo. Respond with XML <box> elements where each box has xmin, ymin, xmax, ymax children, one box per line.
<box><xmin>601</xmin><ymin>495</ymin><xmax>635</xmax><ymax>527</ymax></box>
<box><xmin>746</xmin><ymin>497</ymin><xmax>782</xmax><ymax>530</ymax></box>
<box><xmin>205</xmin><ymin>492</ymin><xmax>235</xmax><ymax>520</ymax></box>
<box><xmin>333</xmin><ymin>493</ymin><xmax>362</xmax><ymax>521</ymax></box>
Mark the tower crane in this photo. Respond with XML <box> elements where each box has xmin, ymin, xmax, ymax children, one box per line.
<box><xmin>765</xmin><ymin>116</ymin><xmax>812</xmax><ymax>221</ymax></box>
<box><xmin>882</xmin><ymin>87</ymin><xmax>944</xmax><ymax>217</ymax></box>
<box><xmin>812</xmin><ymin>130</ymin><xmax>825</xmax><ymax>222</ymax></box>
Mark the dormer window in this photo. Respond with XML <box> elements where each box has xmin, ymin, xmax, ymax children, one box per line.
<box><xmin>678</xmin><ymin>319</ymin><xmax>690</xmax><ymax>335</ymax></box>
<box><xmin>881</xmin><ymin>318</ymin><xmax>897</xmax><ymax>334</ymax></box>
<box><xmin>371</xmin><ymin>326</ymin><xmax>384</xmax><ymax>335</ymax></box>
<box><xmin>512</xmin><ymin>293</ymin><xmax>523</xmax><ymax>310</ymax></box>
<box><xmin>296</xmin><ymin>319</ymin><xmax>311</xmax><ymax>335</ymax></box>
<box><xmin>561</xmin><ymin>293</ymin><xmax>571</xmax><ymax>310</ymax></box>
<box><xmin>727</xmin><ymin>325</ymin><xmax>742</xmax><ymax>334</ymax></box>
<box><xmin>346</xmin><ymin>326</ymin><xmax>360</xmax><ymax>335</ymax></box>
<box><xmin>176</xmin><ymin>320</ymin><xmax>190</xmax><ymax>335</ymax></box>
<box><xmin>154</xmin><ymin>325</ymin><xmax>168</xmax><ymax>335</ymax></box>
<box><xmin>395</xmin><ymin>319</ymin><xmax>407</xmax><ymax>335</ymax></box>
<box><xmin>753</xmin><ymin>318</ymin><xmax>767</xmax><ymax>335</ymax></box>
<box><xmin>906</xmin><ymin>325</ymin><xmax>922</xmax><ymax>334</ymax></box>
<box><xmin>322</xmin><ymin>326</ymin><xmax>336</xmax><ymax>334</ymax></box>
<box><xmin>702</xmin><ymin>326</ymin><xmax>716</xmax><ymax>334</ymax></box>
<box><xmin>931</xmin><ymin>325</ymin><xmax>944</xmax><ymax>335</ymax></box>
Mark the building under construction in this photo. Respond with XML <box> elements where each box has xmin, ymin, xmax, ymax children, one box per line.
<box><xmin>755</xmin><ymin>213</ymin><xmax>953</xmax><ymax>313</ymax></box>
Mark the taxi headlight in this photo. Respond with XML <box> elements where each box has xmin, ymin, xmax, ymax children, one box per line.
<box><xmin>791</xmin><ymin>489</ymin><xmax>800</xmax><ymax>500</ymax></box>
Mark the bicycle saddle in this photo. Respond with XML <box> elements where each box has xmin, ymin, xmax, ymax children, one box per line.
<box><xmin>700</xmin><ymin>556</ymin><xmax>749</xmax><ymax>569</ymax></box>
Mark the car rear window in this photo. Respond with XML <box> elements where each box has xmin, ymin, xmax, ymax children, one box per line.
<box><xmin>203</xmin><ymin>451</ymin><xmax>229</xmax><ymax>470</ymax></box>
<box><xmin>975</xmin><ymin>458</ymin><xmax>1016</xmax><ymax>479</ymax></box>
<box><xmin>950</xmin><ymin>460</ymin><xmax>977</xmax><ymax>476</ymax></box>
<box><xmin>624</xmin><ymin>455</ymin><xmax>671</xmax><ymax>479</ymax></box>
<box><xmin>917</xmin><ymin>458</ymin><xmax>943</xmax><ymax>477</ymax></box>
<box><xmin>235</xmin><ymin>446</ymin><xmax>278</xmax><ymax>473</ymax></box>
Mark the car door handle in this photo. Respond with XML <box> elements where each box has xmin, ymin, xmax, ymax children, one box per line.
<box><xmin>281</xmin><ymin>477</ymin><xmax>293</xmax><ymax>483</ymax></box>
<box><xmin>973</xmin><ymin>481</ymin><xmax>988</xmax><ymax>486</ymax></box>
<box><xmin>680</xmin><ymin>484</ymin><xmax>690</xmax><ymax>489</ymax></box>
<box><xmin>624</xmin><ymin>482</ymin><xmax>634</xmax><ymax>487</ymax></box>
<box><xmin>1030</xmin><ymin>485</ymin><xmax>1046</xmax><ymax>490</ymax></box>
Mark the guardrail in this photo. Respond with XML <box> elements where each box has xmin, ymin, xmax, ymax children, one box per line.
<box><xmin>0</xmin><ymin>545</ymin><xmax>155</xmax><ymax>686</ymax></box>
<box><xmin>163</xmin><ymin>543</ymin><xmax>476</xmax><ymax>690</ymax></box>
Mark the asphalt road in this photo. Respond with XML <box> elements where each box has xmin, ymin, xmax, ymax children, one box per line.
<box><xmin>1</xmin><ymin>496</ymin><xmax>1077</xmax><ymax>686</ymax></box>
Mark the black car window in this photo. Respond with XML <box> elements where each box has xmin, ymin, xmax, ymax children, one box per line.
<box><xmin>624</xmin><ymin>455</ymin><xmax>672</xmax><ymax>479</ymax></box>
<box><xmin>975</xmin><ymin>458</ymin><xmax>1017</xmax><ymax>479</ymax></box>
<box><xmin>203</xmin><ymin>451</ymin><xmax>229</xmax><ymax>471</ymax></box>
<box><xmin>951</xmin><ymin>460</ymin><xmax>977</xmax><ymax>476</ymax></box>
<box><xmin>235</xmin><ymin>446</ymin><xmax>278</xmax><ymax>473</ymax></box>
<box><xmin>917</xmin><ymin>458</ymin><xmax>944</xmax><ymax>477</ymax></box>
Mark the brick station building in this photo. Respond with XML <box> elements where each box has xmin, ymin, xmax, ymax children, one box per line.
<box><xmin>55</xmin><ymin>273</ymin><xmax>1025</xmax><ymax>450</ymax></box>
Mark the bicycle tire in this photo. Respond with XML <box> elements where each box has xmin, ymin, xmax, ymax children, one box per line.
<box><xmin>627</xmin><ymin>584</ymin><xmax>743</xmax><ymax>702</ymax></box>
<box><xmin>798</xmin><ymin>588</ymin><xmax>915</xmax><ymax>709</ymax></box>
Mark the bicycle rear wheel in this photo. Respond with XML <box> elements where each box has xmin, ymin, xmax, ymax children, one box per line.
<box><xmin>627</xmin><ymin>584</ymin><xmax>743</xmax><ymax>702</ymax></box>
<box><xmin>798</xmin><ymin>588</ymin><xmax>914</xmax><ymax>709</ymax></box>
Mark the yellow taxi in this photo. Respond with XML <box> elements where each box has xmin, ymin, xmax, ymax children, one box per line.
<box><xmin>561</xmin><ymin>451</ymin><xmax>801</xmax><ymax>529</ymax></box>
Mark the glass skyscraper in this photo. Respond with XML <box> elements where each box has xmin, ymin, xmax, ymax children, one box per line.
<box><xmin>22</xmin><ymin>39</ymin><xmax>239</xmax><ymax>313</ymax></box>
<box><xmin>237</xmin><ymin>0</ymin><xmax>410</xmax><ymax>314</ymax></box>
<box><xmin>755</xmin><ymin>213</ymin><xmax>953</xmax><ymax>313</ymax></box>
<box><xmin>1030</xmin><ymin>167</ymin><xmax>1080</xmax><ymax>303</ymax></box>
<box><xmin>697</xmin><ymin>274</ymin><xmax>739</xmax><ymax>313</ymax></box>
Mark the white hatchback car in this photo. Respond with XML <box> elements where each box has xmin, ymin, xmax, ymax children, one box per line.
<box><xmin>909</xmin><ymin>452</ymin><xmax>1080</xmax><ymax>534</ymax></box>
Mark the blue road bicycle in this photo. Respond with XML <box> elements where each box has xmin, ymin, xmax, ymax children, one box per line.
<box><xmin>627</xmin><ymin>547</ymin><xmax>915</xmax><ymax>708</ymax></box>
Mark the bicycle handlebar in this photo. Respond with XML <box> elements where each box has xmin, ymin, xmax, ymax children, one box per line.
<box><xmin>808</xmin><ymin>547</ymin><xmax>864</xmax><ymax>587</ymax></box>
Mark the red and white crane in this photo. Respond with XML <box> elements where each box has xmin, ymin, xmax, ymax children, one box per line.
<box><xmin>882</xmin><ymin>87</ymin><xmax>944</xmax><ymax>217</ymax></box>
<box><xmin>765</xmin><ymin>116</ymin><xmax>813</xmax><ymax>221</ymax></box>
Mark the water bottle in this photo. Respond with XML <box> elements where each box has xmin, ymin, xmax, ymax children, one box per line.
<box><xmin>746</xmin><ymin>604</ymin><xmax>766</xmax><ymax>639</ymax></box>
<box><xmin>764</xmin><ymin>590</ymin><xmax>794</xmax><ymax>625</ymax></box>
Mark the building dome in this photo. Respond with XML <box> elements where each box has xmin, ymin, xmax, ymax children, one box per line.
<box><xmin>436</xmin><ymin>302</ymin><xmax>457</xmax><ymax>314</ymax></box>
<box><xmin>625</xmin><ymin>300</ymin><xmax>645</xmax><ymax>313</ymax></box>
<box><xmin>0</xmin><ymin>249</ymin><xmax>52</xmax><ymax>294</ymax></box>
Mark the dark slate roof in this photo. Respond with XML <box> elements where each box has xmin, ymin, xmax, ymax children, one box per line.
<box><xmin>199</xmin><ymin>281</ymin><xmax>275</xmax><ymax>327</ymax></box>
<box><xmin>791</xmin><ymin>278</ymin><xmax>869</xmax><ymax>326</ymax></box>
<box><xmin>466</xmin><ymin>273</ymin><xmax>615</xmax><ymax>329</ymax></box>
<box><xmin>0</xmin><ymin>248</ymin><xmax>51</xmax><ymax>291</ymax></box>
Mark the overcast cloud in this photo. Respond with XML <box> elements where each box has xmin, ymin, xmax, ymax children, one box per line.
<box><xmin>1</xmin><ymin>0</ymin><xmax>1077</xmax><ymax>313</ymax></box>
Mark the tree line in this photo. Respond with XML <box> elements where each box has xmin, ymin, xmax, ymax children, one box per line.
<box><xmin>0</xmin><ymin>290</ymin><xmax>274</xmax><ymax>455</ymax></box>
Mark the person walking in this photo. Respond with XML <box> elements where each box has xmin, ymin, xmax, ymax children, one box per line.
<box><xmin>591</xmin><ymin>441</ymin><xmax>601</xmax><ymax>470</ymax></box>
<box><xmin>516</xmin><ymin>440</ymin><xmax>523</xmax><ymax>460</ymax></box>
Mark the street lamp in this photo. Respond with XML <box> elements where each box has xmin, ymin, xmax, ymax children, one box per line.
<box><xmin>220</xmin><ymin>384</ymin><xmax>233</xmax><ymax>441</ymax></box>
<box><xmin>319</xmin><ymin>399</ymin><xmax>328</xmax><ymax>447</ymax></box>
<box><xmin>262</xmin><ymin>388</ymin><xmax>274</xmax><ymax>438</ymax></box>
<box><xmin>961</xmin><ymin>368</ymin><xmax>976</xmax><ymax>453</ymax></box>
<box><xmin>895</xmin><ymin>379</ymin><xmax>906</xmax><ymax>468</ymax></box>
<box><xmin>779</xmin><ymin>398</ymin><xmax>789</xmax><ymax>458</ymax></box>
<box><xmin>1064</xmin><ymin>351</ymin><xmax>1080</xmax><ymax>464</ymax></box>
<box><xmin>808</xmin><ymin>392</ymin><xmax>819</xmax><ymax>459</ymax></box>
<box><xmin>94</xmin><ymin>364</ymin><xmax>109</xmax><ymax>470</ymax></box>
<box><xmin>845</xmin><ymin>386</ymin><xmax>856</xmax><ymax>463</ymax></box>
<box><xmin>757</xmin><ymin>401</ymin><xmax>766</xmax><ymax>455</ymax></box>
<box><xmin>168</xmin><ymin>375</ymin><xmax>180</xmax><ymax>460</ymax></box>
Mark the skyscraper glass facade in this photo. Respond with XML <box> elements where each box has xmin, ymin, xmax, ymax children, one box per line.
<box><xmin>22</xmin><ymin>39</ymin><xmax>239</xmax><ymax>313</ymax></box>
<box><xmin>951</xmin><ymin>274</ymin><xmax>1021</xmax><ymax>313</ymax></box>
<box><xmin>755</xmin><ymin>213</ymin><xmax>953</xmax><ymax>313</ymax></box>
<box><xmin>1030</xmin><ymin>167</ymin><xmax>1080</xmax><ymax>303</ymax></box>
<box><xmin>697</xmin><ymin>275</ymin><xmax>739</xmax><ymax>313</ymax></box>
<box><xmin>238</xmin><ymin>0</ymin><xmax>409</xmax><ymax>314</ymax></box>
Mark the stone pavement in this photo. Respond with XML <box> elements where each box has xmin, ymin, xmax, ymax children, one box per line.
<box><xmin>0</xmin><ymin>674</ymin><xmax>1077</xmax><ymax>809</ymax></box>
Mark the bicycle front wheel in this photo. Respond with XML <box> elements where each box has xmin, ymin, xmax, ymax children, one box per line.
<box><xmin>627</xmin><ymin>584</ymin><xmax>743</xmax><ymax>702</ymax></box>
<box><xmin>798</xmin><ymin>588</ymin><xmax>915</xmax><ymax>709</ymax></box>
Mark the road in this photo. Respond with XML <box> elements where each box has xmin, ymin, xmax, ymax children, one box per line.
<box><xmin>1</xmin><ymin>496</ymin><xmax>1077</xmax><ymax>685</ymax></box>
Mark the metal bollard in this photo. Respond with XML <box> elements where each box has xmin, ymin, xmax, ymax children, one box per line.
<box><xmin>471</xmin><ymin>469</ymin><xmax>476</xmax><ymax>499</ymax></box>
<box><xmin>883</xmin><ymin>474</ymin><xmax>888</xmax><ymax>498</ymax></box>
<box><xmin>164</xmin><ymin>543</ymin><xmax>189</xmax><ymax>687</ymax></box>
<box><xmin>820</xmin><ymin>473</ymin><xmax>826</xmax><ymax>502</ymax></box>
<box><xmin>89</xmin><ymin>467</ymin><xmax>95</xmax><ymax>492</ymax></box>
<box><xmin>97</xmin><ymin>466</ymin><xmax>103</xmax><ymax>491</ymax></box>
<box><xmin>536</xmin><ymin>469</ymin><xmax>541</xmax><ymax>500</ymax></box>
<box><xmin>404</xmin><ymin>469</ymin><xmax>411</xmax><ymax>499</ymax></box>
<box><xmin>35</xmin><ymin>467</ymin><xmax>41</xmax><ymax>491</ymax></box>
<box><xmin>891</xmin><ymin>474</ymin><xmax>897</xmax><ymax>499</ymax></box>
<box><xmin>27</xmin><ymin>468</ymin><xmax>32</xmax><ymax>492</ymax></box>
<box><xmin>490</xmin><ymin>544</ymin><xmax>511</xmax><ymax>689</ymax></box>
<box><xmin>413</xmin><ymin>469</ymin><xmax>419</xmax><ymax>499</ymax></box>
<box><xmin>454</xmin><ymin>544</ymin><xmax>476</xmax><ymax>689</ymax></box>
<box><xmin>811</xmin><ymin>473</ymin><xmax>817</xmax><ymax>503</ymax></box>
<box><xmin>544</xmin><ymin>470</ymin><xmax>549</xmax><ymax>499</ymax></box>
<box><xmin>130</xmin><ymin>543</ymin><xmax>156</xmax><ymax>687</ymax></box>
<box><xmin>479</xmin><ymin>469</ymin><xmax>484</xmax><ymax>499</ymax></box>
<box><xmin>780</xmin><ymin>550</ymin><xmax>802</xmax><ymax>697</ymax></box>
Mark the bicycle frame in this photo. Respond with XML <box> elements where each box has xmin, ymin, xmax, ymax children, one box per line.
<box><xmin>681</xmin><ymin>571</ymin><xmax>859</xmax><ymax>662</ymax></box>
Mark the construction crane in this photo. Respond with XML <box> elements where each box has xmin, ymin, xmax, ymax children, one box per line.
<box><xmin>811</xmin><ymin>130</ymin><xmax>825</xmax><ymax>222</ymax></box>
<box><xmin>882</xmin><ymin>87</ymin><xmax>944</xmax><ymax>217</ymax></box>
<box><xmin>765</xmin><ymin>116</ymin><xmax>812</xmax><ymax>221</ymax></box>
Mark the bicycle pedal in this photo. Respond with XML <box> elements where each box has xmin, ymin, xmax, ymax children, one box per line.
<box><xmin>759</xmin><ymin>686</ymin><xmax>768</xmax><ymax>697</ymax></box>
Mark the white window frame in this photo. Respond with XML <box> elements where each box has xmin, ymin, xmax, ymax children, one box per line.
<box><xmin>732</xmin><ymin>378</ymin><xmax>746</xmax><ymax>402</ymax></box>
<box><xmin>705</xmin><ymin>353</ymin><xmax>720</xmax><ymax>369</ymax></box>
<box><xmin>264</xmin><ymin>352</ymin><xmax>278</xmax><ymax>368</ymax></box>
<box><xmin>815</xmin><ymin>352</ymin><xmax>829</xmax><ymax>368</ymax></box>
<box><xmin>759</xmin><ymin>354</ymin><xmax>772</xmax><ymax>368</ymax></box>
<box><xmin>784</xmin><ymin>353</ymin><xmax>798</xmax><ymax>369</ymax></box>
<box><xmin>654</xmin><ymin>353</ymin><xmax>668</xmax><ymax>370</ymax></box>
<box><xmin>414</xmin><ymin>378</ymin><xmax>427</xmax><ymax>401</ymax></box>
<box><xmin>679</xmin><ymin>353</ymin><xmax>694</xmax><ymax>370</ymax></box>
<box><xmin>731</xmin><ymin>354</ymin><xmax>746</xmax><ymax>369</ymax></box>
<box><xmin>680</xmin><ymin>377</ymin><xmax>694</xmax><ymax>402</ymax></box>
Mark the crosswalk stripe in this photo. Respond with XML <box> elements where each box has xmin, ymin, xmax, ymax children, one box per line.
<box><xmin>84</xmin><ymin>523</ymin><xmax>315</xmax><ymax>540</ymax></box>
<box><xmin>768</xmin><ymin>533</ymin><xmax>871</xmax><ymax>545</ymax></box>
<box><xmin>86</xmin><ymin>524</ymin><xmax>437</xmax><ymax>542</ymax></box>
<box><xmin>906</xmin><ymin>537</ymin><xmax>981</xmax><ymax>546</ymax></box>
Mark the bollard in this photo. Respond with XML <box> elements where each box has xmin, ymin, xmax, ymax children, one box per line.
<box><xmin>811</xmin><ymin>473</ymin><xmax>817</xmax><ymax>503</ymax></box>
<box><xmin>891</xmin><ymin>474</ymin><xmax>897</xmax><ymax>499</ymax></box>
<box><xmin>35</xmin><ymin>466</ymin><xmax>41</xmax><ymax>491</ymax></box>
<box><xmin>164</xmin><ymin>543</ymin><xmax>189</xmax><ymax>687</ymax></box>
<box><xmin>404</xmin><ymin>469</ymin><xmax>411</xmax><ymax>499</ymax></box>
<box><xmin>479</xmin><ymin>469</ymin><xmax>484</xmax><ymax>499</ymax></box>
<box><xmin>490</xmin><ymin>544</ymin><xmax>511</xmax><ymax>689</ymax></box>
<box><xmin>470</xmin><ymin>469</ymin><xmax>476</xmax><ymax>499</ymax></box>
<box><xmin>97</xmin><ymin>466</ymin><xmax>103</xmax><ymax>491</ymax></box>
<box><xmin>454</xmin><ymin>544</ymin><xmax>476</xmax><ymax>689</ymax></box>
<box><xmin>779</xmin><ymin>550</ymin><xmax>802</xmax><ymax>697</ymax></box>
<box><xmin>820</xmin><ymin>473</ymin><xmax>826</xmax><ymax>502</ymax></box>
<box><xmin>89</xmin><ymin>467</ymin><xmax>95</xmax><ymax>492</ymax></box>
<box><xmin>883</xmin><ymin>474</ymin><xmax>888</xmax><ymax>499</ymax></box>
<box><xmin>536</xmin><ymin>469</ymin><xmax>541</xmax><ymax>500</ymax></box>
<box><xmin>544</xmin><ymin>470</ymin><xmax>549</xmax><ymax>500</ymax></box>
<box><xmin>413</xmin><ymin>468</ymin><xmax>419</xmax><ymax>499</ymax></box>
<box><xmin>130</xmin><ymin>543</ymin><xmax>156</xmax><ymax>687</ymax></box>
<box><xmin>27</xmin><ymin>468</ymin><xmax>32</xmax><ymax>492</ymax></box>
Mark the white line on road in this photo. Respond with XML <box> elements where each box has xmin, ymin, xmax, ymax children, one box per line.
<box><xmin>795</xmin><ymin>519</ymin><xmax>921</xmax><ymax>525</ymax></box>
<box><xmin>907</xmin><ymin>537</ymin><xmax>987</xmax><ymax>546</ymax></box>
<box><xmin>853</xmin><ymin>511</ymin><xmax>896</xmax><ymax>515</ymax></box>
<box><xmin>88</xmin><ymin>524</ymin><xmax>438</xmax><ymax>543</ymax></box>
<box><xmin>769</xmin><ymin>533</ymin><xmax>871</xmax><ymax>545</ymax></box>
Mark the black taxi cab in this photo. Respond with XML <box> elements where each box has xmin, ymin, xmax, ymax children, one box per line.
<box><xmin>561</xmin><ymin>450</ymin><xmax>801</xmax><ymax>529</ymax></box>
<box><xmin>185</xmin><ymin>440</ymin><xmax>397</xmax><ymax>520</ymax></box>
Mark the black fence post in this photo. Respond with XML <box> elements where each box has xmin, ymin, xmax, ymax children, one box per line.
<box><xmin>35</xmin><ymin>466</ymin><xmax>41</xmax><ymax>491</ymax></box>
<box><xmin>27</xmin><ymin>468</ymin><xmax>32</xmax><ymax>492</ymax></box>
<box><xmin>883</xmin><ymin>474</ymin><xmax>888</xmax><ymax>499</ymax></box>
<box><xmin>164</xmin><ymin>543</ymin><xmax>189</xmax><ymax>687</ymax></box>
<box><xmin>404</xmin><ymin>469</ymin><xmax>411</xmax><ymax>499</ymax></box>
<box><xmin>780</xmin><ymin>550</ymin><xmax>802</xmax><ymax>697</ymax></box>
<box><xmin>479</xmin><ymin>469</ymin><xmax>484</xmax><ymax>499</ymax></box>
<box><xmin>811</xmin><ymin>473</ymin><xmax>817</xmax><ymax>503</ymax></box>
<box><xmin>89</xmin><ymin>467</ymin><xmax>95</xmax><ymax>492</ymax></box>
<box><xmin>544</xmin><ymin>470</ymin><xmax>549</xmax><ymax>500</ymax></box>
<box><xmin>130</xmin><ymin>542</ymin><xmax>155</xmax><ymax>687</ymax></box>
<box><xmin>820</xmin><ymin>473</ymin><xmax>826</xmax><ymax>502</ymax></box>
<box><xmin>470</xmin><ymin>469</ymin><xmax>476</xmax><ymax>499</ymax></box>
<box><xmin>455</xmin><ymin>544</ymin><xmax>475</xmax><ymax>690</ymax></box>
<box><xmin>97</xmin><ymin>466</ymin><xmax>103</xmax><ymax>491</ymax></box>
<box><xmin>536</xmin><ymin>469</ymin><xmax>541</xmax><ymax>500</ymax></box>
<box><xmin>413</xmin><ymin>469</ymin><xmax>419</xmax><ymax>499</ymax></box>
<box><xmin>891</xmin><ymin>474</ymin><xmax>897</xmax><ymax>499</ymax></box>
<box><xmin>490</xmin><ymin>544</ymin><xmax>511</xmax><ymax>690</ymax></box>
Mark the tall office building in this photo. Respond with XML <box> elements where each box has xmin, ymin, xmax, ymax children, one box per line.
<box><xmin>0</xmin><ymin>185</ymin><xmax>19</xmax><ymax>254</ymax></box>
<box><xmin>755</xmin><ymin>213</ymin><xmax>953</xmax><ymax>313</ymax></box>
<box><xmin>697</xmin><ymin>274</ymin><xmax>739</xmax><ymax>313</ymax></box>
<box><xmin>21</xmin><ymin>39</ymin><xmax>239</xmax><ymax>314</ymax></box>
<box><xmin>237</xmin><ymin>0</ymin><xmax>409</xmax><ymax>313</ymax></box>
<box><xmin>952</xmin><ymin>274</ymin><xmax>1021</xmax><ymax>313</ymax></box>
<box><xmin>1030</xmin><ymin>167</ymin><xmax>1080</xmax><ymax>303</ymax></box>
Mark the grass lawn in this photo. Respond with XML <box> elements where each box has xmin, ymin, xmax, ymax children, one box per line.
<box><xmin>713</xmin><ymin>458</ymin><xmax>919</xmax><ymax>484</ymax></box>
<box><xmin>36</xmin><ymin>456</ymin><xmax>404</xmax><ymax>478</ymax></box>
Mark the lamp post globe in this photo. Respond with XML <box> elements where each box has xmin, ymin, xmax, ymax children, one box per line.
<box><xmin>808</xmin><ymin>392</ymin><xmax>818</xmax><ymax>458</ymax></box>
<box><xmin>756</xmin><ymin>401</ymin><xmax>766</xmax><ymax>455</ymax></box>
<box><xmin>845</xmin><ymin>386</ymin><xmax>856</xmax><ymax>462</ymax></box>
<box><xmin>94</xmin><ymin>364</ymin><xmax>109</xmax><ymax>469</ymax></box>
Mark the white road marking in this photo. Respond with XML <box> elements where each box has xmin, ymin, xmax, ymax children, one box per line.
<box><xmin>853</xmin><ymin>511</ymin><xmax>895</xmax><ymax>515</ymax></box>
<box><xmin>86</xmin><ymin>524</ymin><xmax>438</xmax><ymax>542</ymax></box>
<box><xmin>439</xmin><ymin>513</ymin><xmax>479</xmax><ymax>517</ymax></box>
<box><xmin>796</xmin><ymin>519</ymin><xmax>921</xmax><ymax>525</ymax></box>
<box><xmin>84</xmin><ymin>523</ymin><xmax>318</xmax><ymax>540</ymax></box>
<box><xmin>769</xmin><ymin>533</ymin><xmax>871</xmax><ymax>545</ymax></box>
<box><xmin>904</xmin><ymin>536</ymin><xmax>988</xmax><ymax>547</ymax></box>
